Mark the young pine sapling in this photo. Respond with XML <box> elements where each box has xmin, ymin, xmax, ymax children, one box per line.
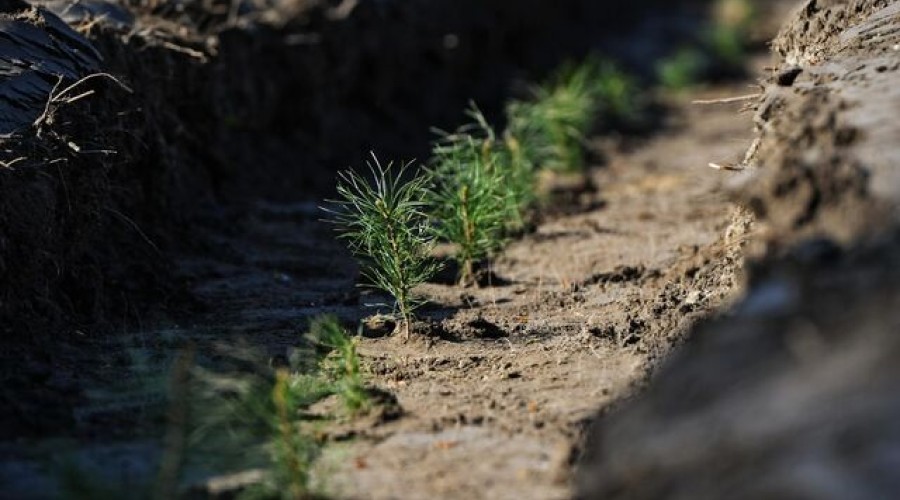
<box><xmin>305</xmin><ymin>315</ymin><xmax>369</xmax><ymax>415</ymax></box>
<box><xmin>428</xmin><ymin>110</ymin><xmax>508</xmax><ymax>286</ymax></box>
<box><xmin>506</xmin><ymin>61</ymin><xmax>600</xmax><ymax>173</ymax></box>
<box><xmin>327</xmin><ymin>155</ymin><xmax>440</xmax><ymax>340</ymax></box>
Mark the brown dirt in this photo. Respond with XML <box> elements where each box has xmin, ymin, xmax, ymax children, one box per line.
<box><xmin>0</xmin><ymin>0</ymin><xmax>714</xmax><ymax>438</ymax></box>
<box><xmin>578</xmin><ymin>2</ymin><xmax>900</xmax><ymax>498</ymax></box>
<box><xmin>741</xmin><ymin>0</ymin><xmax>900</xmax><ymax>247</ymax></box>
<box><xmin>0</xmin><ymin>80</ymin><xmax>759</xmax><ymax>498</ymax></box>
<box><xmin>282</xmin><ymin>88</ymin><xmax>753</xmax><ymax>499</ymax></box>
<box><xmin>7</xmin><ymin>1</ymin><xmax>872</xmax><ymax>498</ymax></box>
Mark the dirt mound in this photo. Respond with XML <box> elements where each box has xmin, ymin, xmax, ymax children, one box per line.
<box><xmin>578</xmin><ymin>231</ymin><xmax>900</xmax><ymax>499</ymax></box>
<box><xmin>0</xmin><ymin>2</ymin><xmax>174</xmax><ymax>342</ymax></box>
<box><xmin>772</xmin><ymin>0</ymin><xmax>894</xmax><ymax>65</ymax></box>
<box><xmin>741</xmin><ymin>0</ymin><xmax>900</xmax><ymax>247</ymax></box>
<box><xmin>0</xmin><ymin>0</ymin><xmax>101</xmax><ymax>134</ymax></box>
<box><xmin>578</xmin><ymin>2</ymin><xmax>900</xmax><ymax>497</ymax></box>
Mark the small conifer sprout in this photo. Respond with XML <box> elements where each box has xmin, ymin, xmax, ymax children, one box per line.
<box><xmin>593</xmin><ymin>60</ymin><xmax>641</xmax><ymax>126</ymax></box>
<box><xmin>505</xmin><ymin>61</ymin><xmax>599</xmax><ymax>173</ymax></box>
<box><xmin>327</xmin><ymin>155</ymin><xmax>440</xmax><ymax>340</ymax></box>
<box><xmin>306</xmin><ymin>315</ymin><xmax>369</xmax><ymax>414</ymax></box>
<box><xmin>428</xmin><ymin>107</ymin><xmax>509</xmax><ymax>285</ymax></box>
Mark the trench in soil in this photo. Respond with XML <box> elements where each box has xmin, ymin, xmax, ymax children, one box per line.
<box><xmin>0</xmin><ymin>61</ymin><xmax>761</xmax><ymax>496</ymax></box>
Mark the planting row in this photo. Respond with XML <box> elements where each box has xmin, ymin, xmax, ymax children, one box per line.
<box><xmin>326</xmin><ymin>59</ymin><xmax>643</xmax><ymax>338</ymax></box>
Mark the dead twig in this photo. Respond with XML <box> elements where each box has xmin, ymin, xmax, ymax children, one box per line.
<box><xmin>34</xmin><ymin>75</ymin><xmax>65</xmax><ymax>132</ymax></box>
<box><xmin>0</xmin><ymin>157</ymin><xmax>27</xmax><ymax>169</ymax></box>
<box><xmin>52</xmin><ymin>72</ymin><xmax>133</xmax><ymax>102</ymax></box>
<box><xmin>692</xmin><ymin>93</ymin><xmax>762</xmax><ymax>105</ymax></box>
<box><xmin>159</xmin><ymin>41</ymin><xmax>209</xmax><ymax>62</ymax></box>
<box><xmin>33</xmin><ymin>72</ymin><xmax>133</xmax><ymax>135</ymax></box>
<box><xmin>104</xmin><ymin>207</ymin><xmax>163</xmax><ymax>256</ymax></box>
<box><xmin>708</xmin><ymin>162</ymin><xmax>745</xmax><ymax>171</ymax></box>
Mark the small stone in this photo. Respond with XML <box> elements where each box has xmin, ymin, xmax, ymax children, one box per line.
<box><xmin>685</xmin><ymin>290</ymin><xmax>703</xmax><ymax>306</ymax></box>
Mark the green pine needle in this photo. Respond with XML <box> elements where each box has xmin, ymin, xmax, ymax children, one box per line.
<box><xmin>428</xmin><ymin>107</ymin><xmax>509</xmax><ymax>285</ymax></box>
<box><xmin>326</xmin><ymin>155</ymin><xmax>440</xmax><ymax>339</ymax></box>
<box><xmin>506</xmin><ymin>62</ymin><xmax>599</xmax><ymax>173</ymax></box>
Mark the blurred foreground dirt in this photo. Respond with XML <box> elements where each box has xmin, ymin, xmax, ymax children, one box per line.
<box><xmin>578</xmin><ymin>2</ymin><xmax>900</xmax><ymax>498</ymax></box>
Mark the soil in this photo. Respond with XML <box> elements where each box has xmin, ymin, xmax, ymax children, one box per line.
<box><xmin>0</xmin><ymin>78</ymin><xmax>759</xmax><ymax>499</ymax></box>
<box><xmin>0</xmin><ymin>0</ymin><xmax>741</xmax><ymax>438</ymax></box>
<box><xmin>578</xmin><ymin>2</ymin><xmax>900</xmax><ymax>498</ymax></box>
<box><xmin>742</xmin><ymin>0</ymin><xmax>900</xmax><ymax>247</ymax></box>
<box><xmin>298</xmin><ymin>89</ymin><xmax>754</xmax><ymax>499</ymax></box>
<box><xmin>6</xmin><ymin>0</ymin><xmax>900</xmax><ymax>499</ymax></box>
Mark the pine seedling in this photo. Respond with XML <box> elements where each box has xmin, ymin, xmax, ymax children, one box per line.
<box><xmin>592</xmin><ymin>60</ymin><xmax>641</xmax><ymax>127</ymax></box>
<box><xmin>327</xmin><ymin>155</ymin><xmax>440</xmax><ymax>340</ymax></box>
<box><xmin>306</xmin><ymin>315</ymin><xmax>369</xmax><ymax>415</ymax></box>
<box><xmin>271</xmin><ymin>370</ymin><xmax>316</xmax><ymax>500</ymax></box>
<box><xmin>709</xmin><ymin>0</ymin><xmax>756</xmax><ymax>68</ymax></box>
<box><xmin>468</xmin><ymin>111</ymin><xmax>537</xmax><ymax>231</ymax></box>
<box><xmin>444</xmin><ymin>104</ymin><xmax>536</xmax><ymax>231</ymax></box>
<box><xmin>187</xmin><ymin>348</ymin><xmax>326</xmax><ymax>500</ymax></box>
<box><xmin>657</xmin><ymin>47</ymin><xmax>709</xmax><ymax>91</ymax></box>
<box><xmin>498</xmin><ymin>130</ymin><xmax>537</xmax><ymax>232</ymax></box>
<box><xmin>506</xmin><ymin>61</ymin><xmax>600</xmax><ymax>173</ymax></box>
<box><xmin>428</xmin><ymin>111</ymin><xmax>508</xmax><ymax>286</ymax></box>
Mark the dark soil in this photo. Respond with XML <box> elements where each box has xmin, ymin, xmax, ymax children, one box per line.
<box><xmin>0</xmin><ymin>0</ymin><xmax>722</xmax><ymax>438</ymax></box>
<box><xmin>0</xmin><ymin>0</ymin><xmax>714</xmax><ymax>338</ymax></box>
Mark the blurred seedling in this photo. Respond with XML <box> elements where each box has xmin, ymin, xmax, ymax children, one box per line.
<box><xmin>428</xmin><ymin>108</ymin><xmax>509</xmax><ymax>286</ymax></box>
<box><xmin>305</xmin><ymin>315</ymin><xmax>370</xmax><ymax>415</ymax></box>
<box><xmin>325</xmin><ymin>155</ymin><xmax>441</xmax><ymax>340</ymax></box>
<box><xmin>658</xmin><ymin>0</ymin><xmax>757</xmax><ymax>91</ymax></box>
<box><xmin>591</xmin><ymin>59</ymin><xmax>642</xmax><ymax>127</ymax></box>
<box><xmin>198</xmin><ymin>364</ymin><xmax>324</xmax><ymax>500</ymax></box>
<box><xmin>707</xmin><ymin>0</ymin><xmax>757</xmax><ymax>68</ymax></box>
<box><xmin>506</xmin><ymin>60</ymin><xmax>600</xmax><ymax>173</ymax></box>
<box><xmin>188</xmin><ymin>322</ymin><xmax>361</xmax><ymax>499</ymax></box>
<box><xmin>657</xmin><ymin>47</ymin><xmax>709</xmax><ymax>91</ymax></box>
<box><xmin>74</xmin><ymin>333</ymin><xmax>180</xmax><ymax>429</ymax></box>
<box><xmin>187</xmin><ymin>352</ymin><xmax>313</xmax><ymax>492</ymax></box>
